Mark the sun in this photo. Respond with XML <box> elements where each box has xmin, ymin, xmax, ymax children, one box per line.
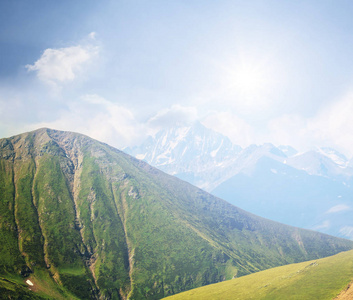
<box><xmin>233</xmin><ymin>64</ymin><xmax>269</xmax><ymax>93</ymax></box>
<box><xmin>219</xmin><ymin>55</ymin><xmax>283</xmax><ymax>111</ymax></box>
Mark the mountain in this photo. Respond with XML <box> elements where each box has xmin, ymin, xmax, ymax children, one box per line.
<box><xmin>278</xmin><ymin>145</ymin><xmax>298</xmax><ymax>157</ymax></box>
<box><xmin>212</xmin><ymin>156</ymin><xmax>353</xmax><ymax>238</ymax></box>
<box><xmin>212</xmin><ymin>147</ymin><xmax>353</xmax><ymax>239</ymax></box>
<box><xmin>128</xmin><ymin>123</ymin><xmax>353</xmax><ymax>239</ymax></box>
<box><xmin>1</xmin><ymin>128</ymin><xmax>353</xmax><ymax>299</ymax></box>
<box><xmin>163</xmin><ymin>249</ymin><xmax>353</xmax><ymax>300</ymax></box>
<box><xmin>126</xmin><ymin>122</ymin><xmax>353</xmax><ymax>191</ymax></box>
<box><xmin>285</xmin><ymin>148</ymin><xmax>352</xmax><ymax>178</ymax></box>
<box><xmin>125</xmin><ymin>121</ymin><xmax>242</xmax><ymax>191</ymax></box>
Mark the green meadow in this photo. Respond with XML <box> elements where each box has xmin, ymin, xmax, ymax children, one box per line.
<box><xmin>164</xmin><ymin>250</ymin><xmax>353</xmax><ymax>300</ymax></box>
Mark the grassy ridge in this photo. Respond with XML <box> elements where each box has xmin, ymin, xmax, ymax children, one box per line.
<box><xmin>15</xmin><ymin>159</ymin><xmax>46</xmax><ymax>270</ymax></box>
<box><xmin>164</xmin><ymin>250</ymin><xmax>353</xmax><ymax>300</ymax></box>
<box><xmin>33</xmin><ymin>152</ymin><xmax>94</xmax><ymax>299</ymax></box>
<box><xmin>0</xmin><ymin>159</ymin><xmax>25</xmax><ymax>274</ymax></box>
<box><xmin>78</xmin><ymin>154</ymin><xmax>131</xmax><ymax>298</ymax></box>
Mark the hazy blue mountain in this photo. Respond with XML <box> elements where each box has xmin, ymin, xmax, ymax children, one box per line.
<box><xmin>212</xmin><ymin>156</ymin><xmax>353</xmax><ymax>239</ymax></box>
<box><xmin>278</xmin><ymin>145</ymin><xmax>298</xmax><ymax>157</ymax></box>
<box><xmin>128</xmin><ymin>123</ymin><xmax>353</xmax><ymax>239</ymax></box>
<box><xmin>285</xmin><ymin>148</ymin><xmax>353</xmax><ymax>178</ymax></box>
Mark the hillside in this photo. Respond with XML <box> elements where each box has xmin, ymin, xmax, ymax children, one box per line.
<box><xmin>163</xmin><ymin>249</ymin><xmax>353</xmax><ymax>300</ymax></box>
<box><xmin>0</xmin><ymin>128</ymin><xmax>353</xmax><ymax>299</ymax></box>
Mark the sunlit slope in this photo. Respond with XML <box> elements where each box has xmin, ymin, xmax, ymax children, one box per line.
<box><xmin>0</xmin><ymin>128</ymin><xmax>353</xmax><ymax>299</ymax></box>
<box><xmin>164</xmin><ymin>250</ymin><xmax>353</xmax><ymax>300</ymax></box>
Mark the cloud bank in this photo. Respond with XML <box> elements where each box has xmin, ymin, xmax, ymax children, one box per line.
<box><xmin>30</xmin><ymin>94</ymin><xmax>144</xmax><ymax>149</ymax></box>
<box><xmin>147</xmin><ymin>105</ymin><xmax>198</xmax><ymax>129</ymax></box>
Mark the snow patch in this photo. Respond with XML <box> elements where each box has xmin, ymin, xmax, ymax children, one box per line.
<box><xmin>211</xmin><ymin>140</ymin><xmax>224</xmax><ymax>158</ymax></box>
<box><xmin>270</xmin><ymin>169</ymin><xmax>278</xmax><ymax>174</ymax></box>
<box><xmin>161</xmin><ymin>133</ymin><xmax>168</xmax><ymax>147</ymax></box>
<box><xmin>26</xmin><ymin>280</ymin><xmax>34</xmax><ymax>286</ymax></box>
<box><xmin>318</xmin><ymin>147</ymin><xmax>348</xmax><ymax>167</ymax></box>
<box><xmin>136</xmin><ymin>154</ymin><xmax>146</xmax><ymax>160</ymax></box>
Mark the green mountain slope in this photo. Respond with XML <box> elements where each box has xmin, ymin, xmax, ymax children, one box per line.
<box><xmin>0</xmin><ymin>128</ymin><xmax>352</xmax><ymax>299</ymax></box>
<box><xmin>163</xmin><ymin>249</ymin><xmax>353</xmax><ymax>300</ymax></box>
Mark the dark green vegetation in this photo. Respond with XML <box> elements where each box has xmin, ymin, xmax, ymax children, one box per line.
<box><xmin>164</xmin><ymin>249</ymin><xmax>353</xmax><ymax>300</ymax></box>
<box><xmin>0</xmin><ymin>277</ymin><xmax>45</xmax><ymax>300</ymax></box>
<box><xmin>0</xmin><ymin>128</ymin><xmax>353</xmax><ymax>299</ymax></box>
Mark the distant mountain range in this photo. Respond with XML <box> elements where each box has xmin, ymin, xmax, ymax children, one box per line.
<box><xmin>126</xmin><ymin>121</ymin><xmax>242</xmax><ymax>191</ymax></box>
<box><xmin>1</xmin><ymin>128</ymin><xmax>352</xmax><ymax>299</ymax></box>
<box><xmin>126</xmin><ymin>122</ymin><xmax>353</xmax><ymax>240</ymax></box>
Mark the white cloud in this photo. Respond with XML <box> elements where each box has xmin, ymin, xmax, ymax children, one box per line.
<box><xmin>89</xmin><ymin>32</ymin><xmax>97</xmax><ymax>40</ymax></box>
<box><xmin>30</xmin><ymin>94</ymin><xmax>145</xmax><ymax>149</ymax></box>
<box><xmin>267</xmin><ymin>114</ymin><xmax>309</xmax><ymax>150</ymax></box>
<box><xmin>26</xmin><ymin>36</ymin><xmax>99</xmax><ymax>88</ymax></box>
<box><xmin>339</xmin><ymin>226</ymin><xmax>353</xmax><ymax>240</ymax></box>
<box><xmin>201</xmin><ymin>111</ymin><xmax>254</xmax><ymax>147</ymax></box>
<box><xmin>311</xmin><ymin>220</ymin><xmax>330</xmax><ymax>231</ymax></box>
<box><xmin>263</xmin><ymin>92</ymin><xmax>353</xmax><ymax>157</ymax></box>
<box><xmin>308</xmin><ymin>92</ymin><xmax>353</xmax><ymax>156</ymax></box>
<box><xmin>147</xmin><ymin>105</ymin><xmax>198</xmax><ymax>129</ymax></box>
<box><xmin>156</xmin><ymin>91</ymin><xmax>353</xmax><ymax>157</ymax></box>
<box><xmin>325</xmin><ymin>204</ymin><xmax>351</xmax><ymax>214</ymax></box>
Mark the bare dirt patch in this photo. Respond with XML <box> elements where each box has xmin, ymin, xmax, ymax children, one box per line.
<box><xmin>334</xmin><ymin>281</ymin><xmax>353</xmax><ymax>300</ymax></box>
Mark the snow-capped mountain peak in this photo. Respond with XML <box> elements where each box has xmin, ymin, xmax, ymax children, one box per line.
<box><xmin>126</xmin><ymin>122</ymin><xmax>353</xmax><ymax>191</ymax></box>
<box><xmin>125</xmin><ymin>122</ymin><xmax>242</xmax><ymax>188</ymax></box>
<box><xmin>317</xmin><ymin>147</ymin><xmax>349</xmax><ymax>168</ymax></box>
<box><xmin>278</xmin><ymin>145</ymin><xmax>298</xmax><ymax>157</ymax></box>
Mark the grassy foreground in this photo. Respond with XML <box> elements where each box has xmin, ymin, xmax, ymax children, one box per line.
<box><xmin>164</xmin><ymin>249</ymin><xmax>353</xmax><ymax>300</ymax></box>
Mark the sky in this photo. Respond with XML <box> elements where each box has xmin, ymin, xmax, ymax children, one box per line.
<box><xmin>1</xmin><ymin>0</ymin><xmax>353</xmax><ymax>157</ymax></box>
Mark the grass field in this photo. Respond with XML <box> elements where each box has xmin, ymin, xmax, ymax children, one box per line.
<box><xmin>164</xmin><ymin>250</ymin><xmax>353</xmax><ymax>300</ymax></box>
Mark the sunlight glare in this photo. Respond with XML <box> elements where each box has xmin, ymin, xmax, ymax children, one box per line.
<box><xmin>219</xmin><ymin>54</ymin><xmax>283</xmax><ymax>112</ymax></box>
<box><xmin>233</xmin><ymin>64</ymin><xmax>269</xmax><ymax>94</ymax></box>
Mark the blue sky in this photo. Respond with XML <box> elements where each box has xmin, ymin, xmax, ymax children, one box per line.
<box><xmin>1</xmin><ymin>0</ymin><xmax>353</xmax><ymax>156</ymax></box>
